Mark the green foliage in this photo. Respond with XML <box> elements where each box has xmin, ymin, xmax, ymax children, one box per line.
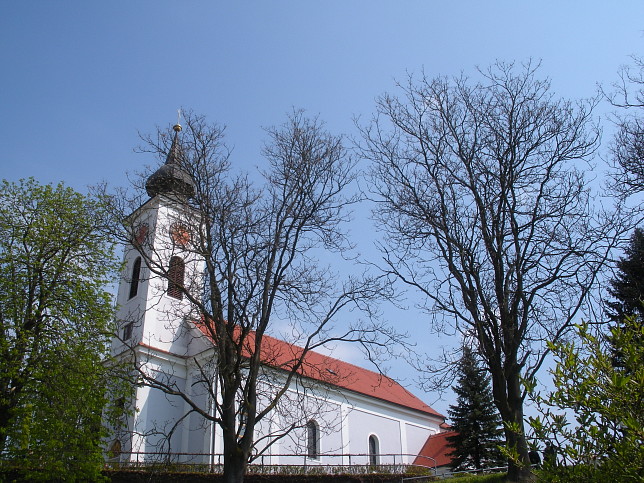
<box><xmin>404</xmin><ymin>465</ymin><xmax>435</xmax><ymax>477</ymax></box>
<box><xmin>444</xmin><ymin>472</ymin><xmax>507</xmax><ymax>482</ymax></box>
<box><xmin>528</xmin><ymin>321</ymin><xmax>644</xmax><ymax>482</ymax></box>
<box><xmin>447</xmin><ymin>346</ymin><xmax>505</xmax><ymax>471</ymax></box>
<box><xmin>606</xmin><ymin>228</ymin><xmax>644</xmax><ymax>324</ymax></box>
<box><xmin>102</xmin><ymin>468</ymin><xmax>417</xmax><ymax>483</ymax></box>
<box><xmin>0</xmin><ymin>178</ymin><xmax>123</xmax><ymax>481</ymax></box>
<box><xmin>605</xmin><ymin>228</ymin><xmax>644</xmax><ymax>373</ymax></box>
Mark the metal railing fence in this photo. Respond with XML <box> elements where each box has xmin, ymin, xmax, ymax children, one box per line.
<box><xmin>105</xmin><ymin>450</ymin><xmax>438</xmax><ymax>476</ymax></box>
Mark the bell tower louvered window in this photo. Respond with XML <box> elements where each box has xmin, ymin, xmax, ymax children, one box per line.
<box><xmin>167</xmin><ymin>256</ymin><xmax>185</xmax><ymax>300</ymax></box>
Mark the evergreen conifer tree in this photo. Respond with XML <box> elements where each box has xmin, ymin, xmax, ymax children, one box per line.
<box><xmin>606</xmin><ymin>227</ymin><xmax>644</xmax><ymax>371</ymax></box>
<box><xmin>607</xmin><ymin>228</ymin><xmax>644</xmax><ymax>322</ymax></box>
<box><xmin>447</xmin><ymin>345</ymin><xmax>504</xmax><ymax>471</ymax></box>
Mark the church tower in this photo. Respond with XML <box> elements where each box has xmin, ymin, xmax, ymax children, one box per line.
<box><xmin>110</xmin><ymin>123</ymin><xmax>211</xmax><ymax>457</ymax></box>
<box><xmin>112</xmin><ymin>122</ymin><xmax>205</xmax><ymax>356</ymax></box>
<box><xmin>106</xmin><ymin>119</ymin><xmax>448</xmax><ymax>467</ymax></box>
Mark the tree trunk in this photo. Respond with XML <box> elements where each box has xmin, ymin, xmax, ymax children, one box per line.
<box><xmin>504</xmin><ymin>423</ymin><xmax>533</xmax><ymax>482</ymax></box>
<box><xmin>503</xmin><ymin>372</ymin><xmax>534</xmax><ymax>483</ymax></box>
<box><xmin>0</xmin><ymin>401</ymin><xmax>14</xmax><ymax>453</ymax></box>
<box><xmin>223</xmin><ymin>446</ymin><xmax>247</xmax><ymax>483</ymax></box>
<box><xmin>488</xmin><ymin>359</ymin><xmax>534</xmax><ymax>482</ymax></box>
<box><xmin>220</xmin><ymin>380</ymin><xmax>249</xmax><ymax>483</ymax></box>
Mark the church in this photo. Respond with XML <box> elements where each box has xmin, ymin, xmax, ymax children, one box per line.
<box><xmin>108</xmin><ymin>122</ymin><xmax>450</xmax><ymax>472</ymax></box>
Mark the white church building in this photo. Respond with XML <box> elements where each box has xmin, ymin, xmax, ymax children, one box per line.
<box><xmin>108</xmin><ymin>123</ymin><xmax>448</xmax><ymax>471</ymax></box>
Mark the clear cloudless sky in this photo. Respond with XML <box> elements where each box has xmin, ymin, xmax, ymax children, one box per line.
<box><xmin>1</xmin><ymin>1</ymin><xmax>643</xmax><ymax>416</ymax></box>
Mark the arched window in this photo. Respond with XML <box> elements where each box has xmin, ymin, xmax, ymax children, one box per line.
<box><xmin>307</xmin><ymin>420</ymin><xmax>319</xmax><ymax>459</ymax></box>
<box><xmin>128</xmin><ymin>257</ymin><xmax>142</xmax><ymax>299</ymax></box>
<box><xmin>368</xmin><ymin>434</ymin><xmax>379</xmax><ymax>466</ymax></box>
<box><xmin>167</xmin><ymin>256</ymin><xmax>185</xmax><ymax>300</ymax></box>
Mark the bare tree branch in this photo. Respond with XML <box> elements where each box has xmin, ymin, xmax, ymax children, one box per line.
<box><xmin>358</xmin><ymin>60</ymin><xmax>635</xmax><ymax>482</ymax></box>
<box><xmin>603</xmin><ymin>56</ymin><xmax>644</xmax><ymax>198</ymax></box>
<box><xmin>99</xmin><ymin>109</ymin><xmax>400</xmax><ymax>482</ymax></box>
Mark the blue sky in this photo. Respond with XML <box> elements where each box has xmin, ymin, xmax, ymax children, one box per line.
<box><xmin>1</xmin><ymin>1</ymin><xmax>642</xmax><ymax>415</ymax></box>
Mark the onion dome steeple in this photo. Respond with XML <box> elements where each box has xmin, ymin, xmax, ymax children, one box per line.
<box><xmin>145</xmin><ymin>123</ymin><xmax>195</xmax><ymax>199</ymax></box>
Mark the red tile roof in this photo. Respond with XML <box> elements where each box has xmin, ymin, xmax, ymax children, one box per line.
<box><xmin>413</xmin><ymin>430</ymin><xmax>457</xmax><ymax>468</ymax></box>
<box><xmin>194</xmin><ymin>322</ymin><xmax>443</xmax><ymax>419</ymax></box>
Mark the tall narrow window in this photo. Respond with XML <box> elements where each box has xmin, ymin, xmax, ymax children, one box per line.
<box><xmin>122</xmin><ymin>322</ymin><xmax>133</xmax><ymax>341</ymax></box>
<box><xmin>128</xmin><ymin>257</ymin><xmax>142</xmax><ymax>299</ymax></box>
<box><xmin>368</xmin><ymin>434</ymin><xmax>379</xmax><ymax>466</ymax></box>
<box><xmin>307</xmin><ymin>420</ymin><xmax>319</xmax><ymax>459</ymax></box>
<box><xmin>167</xmin><ymin>256</ymin><xmax>185</xmax><ymax>300</ymax></box>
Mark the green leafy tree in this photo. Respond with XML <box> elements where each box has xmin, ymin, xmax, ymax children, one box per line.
<box><xmin>528</xmin><ymin>321</ymin><xmax>644</xmax><ymax>482</ymax></box>
<box><xmin>0</xmin><ymin>179</ymin><xmax>122</xmax><ymax>481</ymax></box>
<box><xmin>447</xmin><ymin>345</ymin><xmax>504</xmax><ymax>471</ymax></box>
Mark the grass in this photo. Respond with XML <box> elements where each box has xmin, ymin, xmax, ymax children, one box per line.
<box><xmin>442</xmin><ymin>473</ymin><xmax>508</xmax><ymax>483</ymax></box>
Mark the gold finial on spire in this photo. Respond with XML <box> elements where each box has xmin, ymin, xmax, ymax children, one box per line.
<box><xmin>173</xmin><ymin>108</ymin><xmax>182</xmax><ymax>132</ymax></box>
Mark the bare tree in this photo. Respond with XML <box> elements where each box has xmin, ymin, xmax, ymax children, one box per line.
<box><xmin>102</xmin><ymin>110</ymin><xmax>393</xmax><ymax>482</ymax></box>
<box><xmin>358</xmin><ymin>61</ymin><xmax>634</xmax><ymax>482</ymax></box>
<box><xmin>603</xmin><ymin>56</ymin><xmax>644</xmax><ymax>198</ymax></box>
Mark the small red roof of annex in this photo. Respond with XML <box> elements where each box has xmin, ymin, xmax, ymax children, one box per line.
<box><xmin>194</xmin><ymin>323</ymin><xmax>443</xmax><ymax>420</ymax></box>
<box><xmin>413</xmin><ymin>430</ymin><xmax>456</xmax><ymax>468</ymax></box>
